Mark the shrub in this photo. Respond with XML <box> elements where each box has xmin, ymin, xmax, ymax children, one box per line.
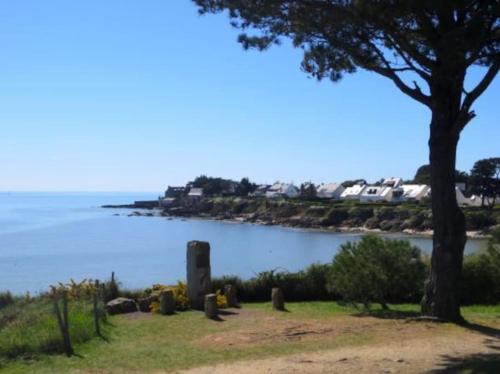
<box><xmin>323</xmin><ymin>208</ymin><xmax>349</xmax><ymax>225</ymax></box>
<box><xmin>461</xmin><ymin>227</ymin><xmax>500</xmax><ymax>304</ymax></box>
<box><xmin>374</xmin><ymin>207</ymin><xmax>396</xmax><ymax>221</ymax></box>
<box><xmin>328</xmin><ymin>235</ymin><xmax>427</xmax><ymax>309</ymax></box>
<box><xmin>464</xmin><ymin>211</ymin><xmax>496</xmax><ymax>230</ymax></box>
<box><xmin>0</xmin><ymin>291</ymin><xmax>14</xmax><ymax>310</ymax></box>
<box><xmin>348</xmin><ymin>207</ymin><xmax>373</xmax><ymax>221</ymax></box>
<box><xmin>145</xmin><ymin>281</ymin><xmax>190</xmax><ymax>313</ymax></box>
<box><xmin>215</xmin><ymin>290</ymin><xmax>228</xmax><ymax>308</ymax></box>
<box><xmin>212</xmin><ymin>263</ymin><xmax>334</xmax><ymax>302</ymax></box>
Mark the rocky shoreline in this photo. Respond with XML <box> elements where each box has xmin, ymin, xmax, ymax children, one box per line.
<box><xmin>104</xmin><ymin>196</ymin><xmax>496</xmax><ymax>239</ymax></box>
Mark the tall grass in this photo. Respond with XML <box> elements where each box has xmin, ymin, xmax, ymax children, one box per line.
<box><xmin>0</xmin><ymin>297</ymin><xmax>98</xmax><ymax>362</ymax></box>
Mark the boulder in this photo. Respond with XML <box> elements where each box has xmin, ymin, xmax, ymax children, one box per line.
<box><xmin>106</xmin><ymin>297</ymin><xmax>138</xmax><ymax>315</ymax></box>
<box><xmin>138</xmin><ymin>296</ymin><xmax>154</xmax><ymax>313</ymax></box>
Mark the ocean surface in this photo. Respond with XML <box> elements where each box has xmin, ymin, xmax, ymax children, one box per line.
<box><xmin>0</xmin><ymin>192</ymin><xmax>486</xmax><ymax>295</ymax></box>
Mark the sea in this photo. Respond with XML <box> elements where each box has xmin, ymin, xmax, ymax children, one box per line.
<box><xmin>0</xmin><ymin>192</ymin><xmax>486</xmax><ymax>295</ymax></box>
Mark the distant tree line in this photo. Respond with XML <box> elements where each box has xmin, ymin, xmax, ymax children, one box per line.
<box><xmin>412</xmin><ymin>157</ymin><xmax>500</xmax><ymax>207</ymax></box>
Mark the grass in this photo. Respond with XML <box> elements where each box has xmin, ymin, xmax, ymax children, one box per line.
<box><xmin>1</xmin><ymin>301</ymin><xmax>499</xmax><ymax>374</ymax></box>
<box><xmin>0</xmin><ymin>297</ymin><xmax>104</xmax><ymax>366</ymax></box>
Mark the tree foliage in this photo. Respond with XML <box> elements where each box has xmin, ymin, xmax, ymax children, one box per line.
<box><xmin>468</xmin><ymin>157</ymin><xmax>500</xmax><ymax>207</ymax></box>
<box><xmin>195</xmin><ymin>0</ymin><xmax>498</xmax><ymax>122</ymax></box>
<box><xmin>329</xmin><ymin>235</ymin><xmax>427</xmax><ymax>309</ymax></box>
<box><xmin>413</xmin><ymin>164</ymin><xmax>469</xmax><ymax>185</ymax></box>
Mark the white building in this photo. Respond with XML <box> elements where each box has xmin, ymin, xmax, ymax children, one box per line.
<box><xmin>382</xmin><ymin>177</ymin><xmax>403</xmax><ymax>188</ymax></box>
<box><xmin>401</xmin><ymin>184</ymin><xmax>431</xmax><ymax>202</ymax></box>
<box><xmin>456</xmin><ymin>187</ymin><xmax>482</xmax><ymax>207</ymax></box>
<box><xmin>316</xmin><ymin>183</ymin><xmax>345</xmax><ymax>199</ymax></box>
<box><xmin>359</xmin><ymin>186</ymin><xmax>395</xmax><ymax>203</ymax></box>
<box><xmin>251</xmin><ymin>184</ymin><xmax>270</xmax><ymax>197</ymax></box>
<box><xmin>188</xmin><ymin>188</ymin><xmax>204</xmax><ymax>198</ymax></box>
<box><xmin>266</xmin><ymin>182</ymin><xmax>299</xmax><ymax>198</ymax></box>
<box><xmin>340</xmin><ymin>183</ymin><xmax>366</xmax><ymax>200</ymax></box>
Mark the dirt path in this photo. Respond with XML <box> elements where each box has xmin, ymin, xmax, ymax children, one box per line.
<box><xmin>178</xmin><ymin>308</ymin><xmax>500</xmax><ymax>374</ymax></box>
<box><xmin>182</xmin><ymin>334</ymin><xmax>499</xmax><ymax>373</ymax></box>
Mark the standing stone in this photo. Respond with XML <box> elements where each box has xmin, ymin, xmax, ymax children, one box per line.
<box><xmin>271</xmin><ymin>287</ymin><xmax>285</xmax><ymax>311</ymax></box>
<box><xmin>187</xmin><ymin>241</ymin><xmax>212</xmax><ymax>310</ymax></box>
<box><xmin>159</xmin><ymin>290</ymin><xmax>175</xmax><ymax>315</ymax></box>
<box><xmin>224</xmin><ymin>284</ymin><xmax>238</xmax><ymax>308</ymax></box>
<box><xmin>204</xmin><ymin>293</ymin><xmax>218</xmax><ymax>319</ymax></box>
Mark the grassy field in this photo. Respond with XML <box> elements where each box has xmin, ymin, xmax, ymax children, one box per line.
<box><xmin>1</xmin><ymin>301</ymin><xmax>499</xmax><ymax>373</ymax></box>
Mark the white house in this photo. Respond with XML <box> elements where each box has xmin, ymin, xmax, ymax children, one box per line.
<box><xmin>456</xmin><ymin>187</ymin><xmax>482</xmax><ymax>207</ymax></box>
<box><xmin>382</xmin><ymin>177</ymin><xmax>403</xmax><ymax>188</ymax></box>
<box><xmin>316</xmin><ymin>183</ymin><xmax>345</xmax><ymax>199</ymax></box>
<box><xmin>359</xmin><ymin>186</ymin><xmax>394</xmax><ymax>203</ymax></box>
<box><xmin>251</xmin><ymin>184</ymin><xmax>271</xmax><ymax>197</ymax></box>
<box><xmin>340</xmin><ymin>183</ymin><xmax>366</xmax><ymax>200</ymax></box>
<box><xmin>401</xmin><ymin>184</ymin><xmax>431</xmax><ymax>202</ymax></box>
<box><xmin>187</xmin><ymin>188</ymin><xmax>204</xmax><ymax>199</ymax></box>
<box><xmin>266</xmin><ymin>182</ymin><xmax>300</xmax><ymax>198</ymax></box>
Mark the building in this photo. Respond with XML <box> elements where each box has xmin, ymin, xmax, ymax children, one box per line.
<box><xmin>187</xmin><ymin>188</ymin><xmax>204</xmax><ymax>199</ymax></box>
<box><xmin>164</xmin><ymin>186</ymin><xmax>186</xmax><ymax>199</ymax></box>
<box><xmin>401</xmin><ymin>184</ymin><xmax>430</xmax><ymax>202</ymax></box>
<box><xmin>250</xmin><ymin>184</ymin><xmax>271</xmax><ymax>197</ymax></box>
<box><xmin>456</xmin><ymin>187</ymin><xmax>482</xmax><ymax>207</ymax></box>
<box><xmin>382</xmin><ymin>177</ymin><xmax>403</xmax><ymax>188</ymax></box>
<box><xmin>340</xmin><ymin>183</ymin><xmax>366</xmax><ymax>200</ymax></box>
<box><xmin>316</xmin><ymin>183</ymin><xmax>345</xmax><ymax>199</ymax></box>
<box><xmin>265</xmin><ymin>182</ymin><xmax>299</xmax><ymax>198</ymax></box>
<box><xmin>359</xmin><ymin>186</ymin><xmax>395</xmax><ymax>203</ymax></box>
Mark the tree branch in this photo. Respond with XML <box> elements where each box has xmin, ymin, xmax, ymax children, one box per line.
<box><xmin>461</xmin><ymin>61</ymin><xmax>499</xmax><ymax>112</ymax></box>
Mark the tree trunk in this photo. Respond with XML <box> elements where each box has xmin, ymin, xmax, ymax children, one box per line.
<box><xmin>421</xmin><ymin>107</ymin><xmax>467</xmax><ymax>322</ymax></box>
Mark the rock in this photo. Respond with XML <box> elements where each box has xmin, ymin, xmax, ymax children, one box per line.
<box><xmin>106</xmin><ymin>297</ymin><xmax>138</xmax><ymax>315</ymax></box>
<box><xmin>160</xmin><ymin>290</ymin><xmax>176</xmax><ymax>315</ymax></box>
<box><xmin>224</xmin><ymin>284</ymin><xmax>238</xmax><ymax>308</ymax></box>
<box><xmin>137</xmin><ymin>297</ymin><xmax>153</xmax><ymax>313</ymax></box>
<box><xmin>272</xmin><ymin>287</ymin><xmax>285</xmax><ymax>311</ymax></box>
<box><xmin>187</xmin><ymin>241</ymin><xmax>212</xmax><ymax>310</ymax></box>
<box><xmin>204</xmin><ymin>293</ymin><xmax>218</xmax><ymax>319</ymax></box>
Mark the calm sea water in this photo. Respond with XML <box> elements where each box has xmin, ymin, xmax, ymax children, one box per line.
<box><xmin>0</xmin><ymin>192</ymin><xmax>486</xmax><ymax>295</ymax></box>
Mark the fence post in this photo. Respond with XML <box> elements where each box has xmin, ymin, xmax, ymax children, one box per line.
<box><xmin>53</xmin><ymin>290</ymin><xmax>73</xmax><ymax>356</ymax></box>
<box><xmin>93</xmin><ymin>280</ymin><xmax>101</xmax><ymax>336</ymax></box>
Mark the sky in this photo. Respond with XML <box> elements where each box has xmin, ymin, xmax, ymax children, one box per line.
<box><xmin>0</xmin><ymin>1</ymin><xmax>498</xmax><ymax>192</ymax></box>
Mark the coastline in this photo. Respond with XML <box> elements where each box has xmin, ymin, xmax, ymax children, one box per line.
<box><xmin>118</xmin><ymin>207</ymin><xmax>490</xmax><ymax>240</ymax></box>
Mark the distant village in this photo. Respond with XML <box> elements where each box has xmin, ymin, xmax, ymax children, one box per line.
<box><xmin>159</xmin><ymin>175</ymin><xmax>484</xmax><ymax>208</ymax></box>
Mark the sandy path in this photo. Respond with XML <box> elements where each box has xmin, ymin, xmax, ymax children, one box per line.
<box><xmin>180</xmin><ymin>333</ymin><xmax>500</xmax><ymax>373</ymax></box>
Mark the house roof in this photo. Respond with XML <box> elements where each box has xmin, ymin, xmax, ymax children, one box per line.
<box><xmin>361</xmin><ymin>186</ymin><xmax>392</xmax><ymax>197</ymax></box>
<box><xmin>401</xmin><ymin>184</ymin><xmax>429</xmax><ymax>198</ymax></box>
<box><xmin>317</xmin><ymin>183</ymin><xmax>342</xmax><ymax>193</ymax></box>
<box><xmin>341</xmin><ymin>184</ymin><xmax>366</xmax><ymax>196</ymax></box>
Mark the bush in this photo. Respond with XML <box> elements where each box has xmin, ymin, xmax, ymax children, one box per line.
<box><xmin>0</xmin><ymin>291</ymin><xmax>14</xmax><ymax>310</ymax></box>
<box><xmin>328</xmin><ymin>235</ymin><xmax>427</xmax><ymax>309</ymax></box>
<box><xmin>323</xmin><ymin>208</ymin><xmax>349</xmax><ymax>225</ymax></box>
<box><xmin>212</xmin><ymin>263</ymin><xmax>334</xmax><ymax>302</ymax></box>
<box><xmin>348</xmin><ymin>207</ymin><xmax>373</xmax><ymax>221</ymax></box>
<box><xmin>464</xmin><ymin>211</ymin><xmax>496</xmax><ymax>230</ymax></box>
<box><xmin>145</xmin><ymin>281</ymin><xmax>190</xmax><ymax>312</ymax></box>
<box><xmin>461</xmin><ymin>228</ymin><xmax>500</xmax><ymax>304</ymax></box>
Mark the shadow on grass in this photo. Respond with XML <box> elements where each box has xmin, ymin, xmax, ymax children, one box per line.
<box><xmin>429</xmin><ymin>340</ymin><xmax>500</xmax><ymax>373</ymax></box>
<box><xmin>352</xmin><ymin>309</ymin><xmax>420</xmax><ymax>320</ymax></box>
<box><xmin>460</xmin><ymin>322</ymin><xmax>500</xmax><ymax>339</ymax></box>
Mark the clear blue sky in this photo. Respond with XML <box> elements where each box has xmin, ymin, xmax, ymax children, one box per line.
<box><xmin>0</xmin><ymin>1</ymin><xmax>498</xmax><ymax>192</ymax></box>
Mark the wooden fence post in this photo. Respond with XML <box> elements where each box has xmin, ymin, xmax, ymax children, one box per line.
<box><xmin>54</xmin><ymin>290</ymin><xmax>73</xmax><ymax>356</ymax></box>
<box><xmin>93</xmin><ymin>280</ymin><xmax>101</xmax><ymax>336</ymax></box>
